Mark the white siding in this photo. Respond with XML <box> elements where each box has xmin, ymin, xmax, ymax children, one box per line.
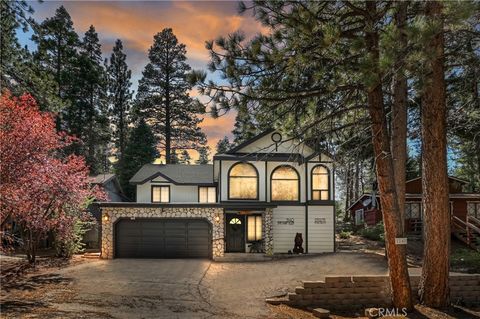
<box><xmin>238</xmin><ymin>132</ymin><xmax>315</xmax><ymax>156</ymax></box>
<box><xmin>272</xmin><ymin>206</ymin><xmax>306</xmax><ymax>253</ymax></box>
<box><xmin>136</xmin><ymin>177</ymin><xmax>199</xmax><ymax>203</ymax></box>
<box><xmin>307</xmin><ymin>205</ymin><xmax>335</xmax><ymax>253</ymax></box>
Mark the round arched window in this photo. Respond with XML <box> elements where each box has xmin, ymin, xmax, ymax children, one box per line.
<box><xmin>228</xmin><ymin>163</ymin><xmax>258</xmax><ymax>199</ymax></box>
<box><xmin>271</xmin><ymin>165</ymin><xmax>299</xmax><ymax>201</ymax></box>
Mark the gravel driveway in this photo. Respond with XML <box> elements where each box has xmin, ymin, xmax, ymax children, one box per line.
<box><xmin>1</xmin><ymin>252</ymin><xmax>388</xmax><ymax>318</ymax></box>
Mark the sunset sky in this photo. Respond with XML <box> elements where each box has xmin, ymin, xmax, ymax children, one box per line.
<box><xmin>18</xmin><ymin>1</ymin><xmax>266</xmax><ymax>157</ymax></box>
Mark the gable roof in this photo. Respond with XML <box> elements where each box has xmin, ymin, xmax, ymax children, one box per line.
<box><xmin>406</xmin><ymin>176</ymin><xmax>469</xmax><ymax>185</ymax></box>
<box><xmin>90</xmin><ymin>173</ymin><xmax>116</xmax><ymax>185</ymax></box>
<box><xmin>130</xmin><ymin>164</ymin><xmax>214</xmax><ymax>185</ymax></box>
<box><xmin>226</xmin><ymin>128</ymin><xmax>275</xmax><ymax>154</ymax></box>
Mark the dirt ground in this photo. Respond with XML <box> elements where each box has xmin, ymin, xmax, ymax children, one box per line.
<box><xmin>1</xmin><ymin>249</ymin><xmax>479</xmax><ymax>319</ymax></box>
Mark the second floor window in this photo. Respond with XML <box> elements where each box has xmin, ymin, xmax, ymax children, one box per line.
<box><xmin>199</xmin><ymin>187</ymin><xmax>216</xmax><ymax>203</ymax></box>
<box><xmin>228</xmin><ymin>162</ymin><xmax>258</xmax><ymax>200</ymax></box>
<box><xmin>152</xmin><ymin>185</ymin><xmax>169</xmax><ymax>203</ymax></box>
<box><xmin>311</xmin><ymin>165</ymin><xmax>330</xmax><ymax>200</ymax></box>
<box><xmin>271</xmin><ymin>165</ymin><xmax>299</xmax><ymax>201</ymax></box>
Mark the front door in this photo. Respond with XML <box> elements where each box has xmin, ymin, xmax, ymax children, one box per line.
<box><xmin>226</xmin><ymin>214</ymin><xmax>245</xmax><ymax>252</ymax></box>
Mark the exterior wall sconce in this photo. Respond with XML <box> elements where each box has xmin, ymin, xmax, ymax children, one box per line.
<box><xmin>103</xmin><ymin>213</ymin><xmax>110</xmax><ymax>222</ymax></box>
<box><xmin>214</xmin><ymin>214</ymin><xmax>221</xmax><ymax>223</ymax></box>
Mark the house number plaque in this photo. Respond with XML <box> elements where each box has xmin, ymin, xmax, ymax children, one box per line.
<box><xmin>314</xmin><ymin>218</ymin><xmax>326</xmax><ymax>224</ymax></box>
<box><xmin>277</xmin><ymin>218</ymin><xmax>294</xmax><ymax>225</ymax></box>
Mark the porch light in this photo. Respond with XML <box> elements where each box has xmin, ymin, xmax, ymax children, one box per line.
<box><xmin>214</xmin><ymin>214</ymin><xmax>221</xmax><ymax>223</ymax></box>
<box><xmin>103</xmin><ymin>213</ymin><xmax>110</xmax><ymax>222</ymax></box>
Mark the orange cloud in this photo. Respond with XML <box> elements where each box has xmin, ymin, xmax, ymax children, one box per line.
<box><xmin>34</xmin><ymin>1</ymin><xmax>265</xmax><ymax>161</ymax></box>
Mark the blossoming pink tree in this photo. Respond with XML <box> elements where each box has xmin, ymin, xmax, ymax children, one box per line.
<box><xmin>0</xmin><ymin>92</ymin><xmax>105</xmax><ymax>263</ymax></box>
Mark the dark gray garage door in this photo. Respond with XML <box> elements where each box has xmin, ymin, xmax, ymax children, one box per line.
<box><xmin>115</xmin><ymin>219</ymin><xmax>211</xmax><ymax>258</ymax></box>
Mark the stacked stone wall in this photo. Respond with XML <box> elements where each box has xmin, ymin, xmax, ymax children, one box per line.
<box><xmin>101</xmin><ymin>207</ymin><xmax>224</xmax><ymax>259</ymax></box>
<box><xmin>285</xmin><ymin>275</ymin><xmax>480</xmax><ymax>310</ymax></box>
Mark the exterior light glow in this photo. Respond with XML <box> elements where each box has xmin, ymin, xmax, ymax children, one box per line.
<box><xmin>103</xmin><ymin>213</ymin><xmax>110</xmax><ymax>222</ymax></box>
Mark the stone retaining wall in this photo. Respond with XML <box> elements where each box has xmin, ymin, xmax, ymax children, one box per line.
<box><xmin>101</xmin><ymin>207</ymin><xmax>225</xmax><ymax>259</ymax></box>
<box><xmin>286</xmin><ymin>274</ymin><xmax>480</xmax><ymax>310</ymax></box>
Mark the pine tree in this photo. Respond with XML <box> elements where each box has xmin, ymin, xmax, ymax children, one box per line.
<box><xmin>107</xmin><ymin>39</ymin><xmax>132</xmax><ymax>163</ymax></box>
<box><xmin>116</xmin><ymin>119</ymin><xmax>158</xmax><ymax>200</ymax></box>
<box><xmin>196</xmin><ymin>146</ymin><xmax>210</xmax><ymax>164</ymax></box>
<box><xmin>135</xmin><ymin>28</ymin><xmax>207</xmax><ymax>163</ymax></box>
<box><xmin>170</xmin><ymin>149</ymin><xmax>179</xmax><ymax>164</ymax></box>
<box><xmin>232</xmin><ymin>104</ymin><xmax>257</xmax><ymax>145</ymax></box>
<box><xmin>32</xmin><ymin>6</ymin><xmax>79</xmax><ymax>103</ymax></box>
<box><xmin>1</xmin><ymin>1</ymin><xmax>63</xmax><ymax>111</ymax></box>
<box><xmin>179</xmin><ymin>150</ymin><xmax>191</xmax><ymax>164</ymax></box>
<box><xmin>215</xmin><ymin>136</ymin><xmax>232</xmax><ymax>154</ymax></box>
<box><xmin>75</xmin><ymin>25</ymin><xmax>109</xmax><ymax>174</ymax></box>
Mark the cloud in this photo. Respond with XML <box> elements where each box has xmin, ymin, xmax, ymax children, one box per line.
<box><xmin>31</xmin><ymin>1</ymin><xmax>264</xmax><ymax>159</ymax></box>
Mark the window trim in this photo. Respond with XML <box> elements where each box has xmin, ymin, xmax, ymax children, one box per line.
<box><xmin>310</xmin><ymin>164</ymin><xmax>330</xmax><ymax>201</ymax></box>
<box><xmin>198</xmin><ymin>186</ymin><xmax>217</xmax><ymax>203</ymax></box>
<box><xmin>151</xmin><ymin>185</ymin><xmax>170</xmax><ymax>203</ymax></box>
<box><xmin>270</xmin><ymin>165</ymin><xmax>300</xmax><ymax>202</ymax></box>
<box><xmin>355</xmin><ymin>208</ymin><xmax>364</xmax><ymax>225</ymax></box>
<box><xmin>467</xmin><ymin>201</ymin><xmax>480</xmax><ymax>219</ymax></box>
<box><xmin>246</xmin><ymin>214</ymin><xmax>263</xmax><ymax>242</ymax></box>
<box><xmin>227</xmin><ymin>162</ymin><xmax>259</xmax><ymax>200</ymax></box>
<box><xmin>405</xmin><ymin>201</ymin><xmax>422</xmax><ymax>220</ymax></box>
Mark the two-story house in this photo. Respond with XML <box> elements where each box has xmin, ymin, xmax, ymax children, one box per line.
<box><xmin>98</xmin><ymin>129</ymin><xmax>335</xmax><ymax>259</ymax></box>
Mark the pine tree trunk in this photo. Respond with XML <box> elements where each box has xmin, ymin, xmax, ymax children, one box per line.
<box><xmin>418</xmin><ymin>0</ymin><xmax>450</xmax><ymax>307</ymax></box>
<box><xmin>165</xmin><ymin>61</ymin><xmax>171</xmax><ymax>164</ymax></box>
<box><xmin>365</xmin><ymin>1</ymin><xmax>412</xmax><ymax>309</ymax></box>
<box><xmin>391</xmin><ymin>1</ymin><xmax>408</xmax><ymax>234</ymax></box>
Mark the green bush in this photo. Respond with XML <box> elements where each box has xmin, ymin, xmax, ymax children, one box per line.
<box><xmin>339</xmin><ymin>231</ymin><xmax>352</xmax><ymax>239</ymax></box>
<box><xmin>360</xmin><ymin>222</ymin><xmax>385</xmax><ymax>242</ymax></box>
<box><xmin>54</xmin><ymin>220</ymin><xmax>94</xmax><ymax>258</ymax></box>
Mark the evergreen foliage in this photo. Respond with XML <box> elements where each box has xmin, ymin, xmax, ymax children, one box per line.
<box><xmin>179</xmin><ymin>150</ymin><xmax>191</xmax><ymax>164</ymax></box>
<box><xmin>116</xmin><ymin>119</ymin><xmax>158</xmax><ymax>200</ymax></box>
<box><xmin>215</xmin><ymin>136</ymin><xmax>232</xmax><ymax>154</ymax></box>
<box><xmin>107</xmin><ymin>39</ymin><xmax>133</xmax><ymax>163</ymax></box>
<box><xmin>196</xmin><ymin>146</ymin><xmax>210</xmax><ymax>164</ymax></box>
<box><xmin>135</xmin><ymin>28</ymin><xmax>207</xmax><ymax>163</ymax></box>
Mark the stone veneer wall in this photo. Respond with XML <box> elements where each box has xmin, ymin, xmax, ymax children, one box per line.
<box><xmin>101</xmin><ymin>207</ymin><xmax>225</xmax><ymax>259</ymax></box>
<box><xmin>283</xmin><ymin>275</ymin><xmax>480</xmax><ymax>310</ymax></box>
<box><xmin>263</xmin><ymin>208</ymin><xmax>273</xmax><ymax>255</ymax></box>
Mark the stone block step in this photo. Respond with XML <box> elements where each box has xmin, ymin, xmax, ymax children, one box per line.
<box><xmin>312</xmin><ymin>308</ymin><xmax>330</xmax><ymax>318</ymax></box>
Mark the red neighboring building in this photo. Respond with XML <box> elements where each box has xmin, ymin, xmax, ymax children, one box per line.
<box><xmin>348</xmin><ymin>176</ymin><xmax>480</xmax><ymax>234</ymax></box>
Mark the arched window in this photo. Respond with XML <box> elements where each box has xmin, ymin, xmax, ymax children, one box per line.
<box><xmin>228</xmin><ymin>163</ymin><xmax>258</xmax><ymax>200</ymax></box>
<box><xmin>311</xmin><ymin>165</ymin><xmax>330</xmax><ymax>200</ymax></box>
<box><xmin>271</xmin><ymin>165</ymin><xmax>299</xmax><ymax>201</ymax></box>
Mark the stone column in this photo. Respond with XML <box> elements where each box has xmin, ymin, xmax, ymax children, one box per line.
<box><xmin>263</xmin><ymin>208</ymin><xmax>274</xmax><ymax>255</ymax></box>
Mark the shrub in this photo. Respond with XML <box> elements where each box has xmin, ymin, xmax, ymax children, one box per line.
<box><xmin>360</xmin><ymin>222</ymin><xmax>385</xmax><ymax>242</ymax></box>
<box><xmin>54</xmin><ymin>219</ymin><xmax>94</xmax><ymax>258</ymax></box>
<box><xmin>339</xmin><ymin>231</ymin><xmax>352</xmax><ymax>239</ymax></box>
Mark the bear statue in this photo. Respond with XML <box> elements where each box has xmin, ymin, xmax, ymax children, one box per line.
<box><xmin>292</xmin><ymin>232</ymin><xmax>304</xmax><ymax>254</ymax></box>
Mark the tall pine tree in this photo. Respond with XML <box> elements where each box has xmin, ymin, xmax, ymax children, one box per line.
<box><xmin>232</xmin><ymin>103</ymin><xmax>257</xmax><ymax>145</ymax></box>
<box><xmin>75</xmin><ymin>25</ymin><xmax>110</xmax><ymax>173</ymax></box>
<box><xmin>135</xmin><ymin>28</ymin><xmax>207</xmax><ymax>163</ymax></box>
<box><xmin>107</xmin><ymin>39</ymin><xmax>132</xmax><ymax>163</ymax></box>
<box><xmin>196</xmin><ymin>146</ymin><xmax>210</xmax><ymax>164</ymax></box>
<box><xmin>179</xmin><ymin>150</ymin><xmax>191</xmax><ymax>164</ymax></box>
<box><xmin>117</xmin><ymin>119</ymin><xmax>158</xmax><ymax>200</ymax></box>
<box><xmin>215</xmin><ymin>136</ymin><xmax>232</xmax><ymax>154</ymax></box>
<box><xmin>32</xmin><ymin>6</ymin><xmax>79</xmax><ymax>103</ymax></box>
<box><xmin>1</xmin><ymin>1</ymin><xmax>63</xmax><ymax>111</ymax></box>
